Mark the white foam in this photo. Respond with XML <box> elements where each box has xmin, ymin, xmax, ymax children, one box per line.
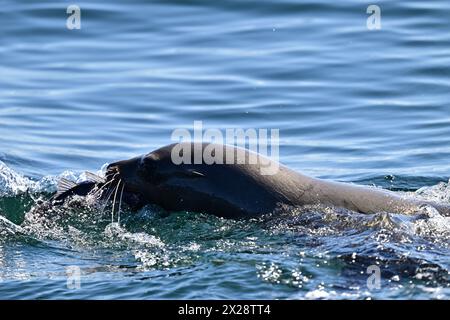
<box><xmin>0</xmin><ymin>161</ymin><xmax>34</xmax><ymax>196</ymax></box>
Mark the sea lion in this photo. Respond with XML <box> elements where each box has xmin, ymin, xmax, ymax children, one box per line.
<box><xmin>53</xmin><ymin>142</ymin><xmax>450</xmax><ymax>218</ymax></box>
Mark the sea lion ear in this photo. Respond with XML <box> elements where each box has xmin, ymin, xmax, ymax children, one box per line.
<box><xmin>183</xmin><ymin>169</ymin><xmax>206</xmax><ymax>178</ymax></box>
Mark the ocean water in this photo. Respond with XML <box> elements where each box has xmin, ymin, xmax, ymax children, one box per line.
<box><xmin>0</xmin><ymin>0</ymin><xmax>450</xmax><ymax>299</ymax></box>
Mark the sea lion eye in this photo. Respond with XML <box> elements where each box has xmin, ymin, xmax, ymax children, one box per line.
<box><xmin>138</xmin><ymin>154</ymin><xmax>164</xmax><ymax>183</ymax></box>
<box><xmin>141</xmin><ymin>155</ymin><xmax>157</xmax><ymax>171</ymax></box>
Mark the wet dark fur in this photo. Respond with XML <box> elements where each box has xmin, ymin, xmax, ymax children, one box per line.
<box><xmin>53</xmin><ymin>143</ymin><xmax>450</xmax><ymax>219</ymax></box>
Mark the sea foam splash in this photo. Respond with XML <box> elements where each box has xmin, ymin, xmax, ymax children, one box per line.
<box><xmin>0</xmin><ymin>160</ymin><xmax>109</xmax><ymax>197</ymax></box>
<box><xmin>0</xmin><ymin>161</ymin><xmax>34</xmax><ymax>196</ymax></box>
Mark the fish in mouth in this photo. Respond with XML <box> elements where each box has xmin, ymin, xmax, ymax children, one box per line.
<box><xmin>52</xmin><ymin>164</ymin><xmax>145</xmax><ymax>220</ymax></box>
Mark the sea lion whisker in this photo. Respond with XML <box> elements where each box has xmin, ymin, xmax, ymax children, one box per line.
<box><xmin>100</xmin><ymin>180</ymin><xmax>119</xmax><ymax>215</ymax></box>
<box><xmin>92</xmin><ymin>175</ymin><xmax>117</xmax><ymax>198</ymax></box>
<box><xmin>104</xmin><ymin>180</ymin><xmax>118</xmax><ymax>201</ymax></box>
<box><xmin>92</xmin><ymin>182</ymin><xmax>110</xmax><ymax>199</ymax></box>
<box><xmin>118</xmin><ymin>182</ymin><xmax>125</xmax><ymax>224</ymax></box>
<box><xmin>111</xmin><ymin>179</ymin><xmax>122</xmax><ymax>223</ymax></box>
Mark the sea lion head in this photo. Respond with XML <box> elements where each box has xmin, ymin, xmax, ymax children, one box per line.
<box><xmin>104</xmin><ymin>154</ymin><xmax>152</xmax><ymax>210</ymax></box>
<box><xmin>104</xmin><ymin>146</ymin><xmax>177</xmax><ymax>209</ymax></box>
<box><xmin>104</xmin><ymin>143</ymin><xmax>219</xmax><ymax>212</ymax></box>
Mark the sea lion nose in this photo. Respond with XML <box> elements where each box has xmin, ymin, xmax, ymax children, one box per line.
<box><xmin>106</xmin><ymin>156</ymin><xmax>142</xmax><ymax>180</ymax></box>
<box><xmin>106</xmin><ymin>163</ymin><xmax>118</xmax><ymax>172</ymax></box>
<box><xmin>106</xmin><ymin>163</ymin><xmax>119</xmax><ymax>176</ymax></box>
